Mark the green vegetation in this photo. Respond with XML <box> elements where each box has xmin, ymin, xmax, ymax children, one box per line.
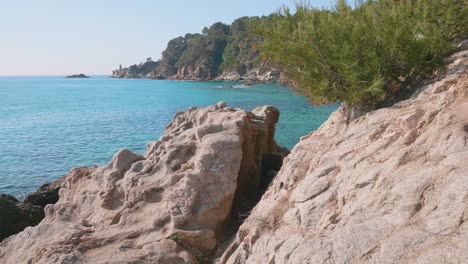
<box><xmin>220</xmin><ymin>17</ymin><xmax>263</xmax><ymax>74</ymax></box>
<box><xmin>169</xmin><ymin>234</ymin><xmax>185</xmax><ymax>244</ymax></box>
<box><xmin>118</xmin><ymin>242</ymin><xmax>133</xmax><ymax>251</ymax></box>
<box><xmin>114</xmin><ymin>17</ymin><xmax>270</xmax><ymax>79</ymax></box>
<box><xmin>176</xmin><ymin>22</ymin><xmax>230</xmax><ymax>78</ymax></box>
<box><xmin>115</xmin><ymin>0</ymin><xmax>466</xmax><ymax>109</ymax></box>
<box><xmin>257</xmin><ymin>0</ymin><xmax>467</xmax><ymax>108</ymax></box>
<box><xmin>159</xmin><ymin>36</ymin><xmax>190</xmax><ymax>76</ymax></box>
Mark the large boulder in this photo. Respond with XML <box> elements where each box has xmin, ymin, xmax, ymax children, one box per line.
<box><xmin>217</xmin><ymin>47</ymin><xmax>468</xmax><ymax>263</ymax></box>
<box><xmin>0</xmin><ymin>102</ymin><xmax>284</xmax><ymax>264</ymax></box>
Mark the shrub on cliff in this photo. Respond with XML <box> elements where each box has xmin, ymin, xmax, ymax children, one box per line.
<box><xmin>257</xmin><ymin>0</ymin><xmax>467</xmax><ymax>108</ymax></box>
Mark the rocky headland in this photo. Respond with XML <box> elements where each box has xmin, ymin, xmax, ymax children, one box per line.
<box><xmin>111</xmin><ymin>17</ymin><xmax>296</xmax><ymax>85</ymax></box>
<box><xmin>1</xmin><ymin>46</ymin><xmax>467</xmax><ymax>263</ymax></box>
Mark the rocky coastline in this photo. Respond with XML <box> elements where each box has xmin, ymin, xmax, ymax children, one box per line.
<box><xmin>112</xmin><ymin>63</ymin><xmax>288</xmax><ymax>83</ymax></box>
<box><xmin>0</xmin><ymin>102</ymin><xmax>288</xmax><ymax>263</ymax></box>
<box><xmin>1</xmin><ymin>46</ymin><xmax>466</xmax><ymax>264</ymax></box>
<box><xmin>112</xmin><ymin>63</ymin><xmax>298</xmax><ymax>90</ymax></box>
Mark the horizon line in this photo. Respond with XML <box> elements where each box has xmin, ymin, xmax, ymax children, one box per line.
<box><xmin>0</xmin><ymin>74</ymin><xmax>111</xmax><ymax>77</ymax></box>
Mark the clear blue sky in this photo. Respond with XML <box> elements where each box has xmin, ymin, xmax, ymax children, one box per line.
<box><xmin>0</xmin><ymin>0</ymin><xmax>332</xmax><ymax>75</ymax></box>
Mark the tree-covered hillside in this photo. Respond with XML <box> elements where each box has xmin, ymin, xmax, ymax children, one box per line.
<box><xmin>112</xmin><ymin>16</ymin><xmax>273</xmax><ymax>81</ymax></box>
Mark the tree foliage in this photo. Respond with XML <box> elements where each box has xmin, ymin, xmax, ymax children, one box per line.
<box><xmin>176</xmin><ymin>23</ymin><xmax>230</xmax><ymax>76</ymax></box>
<box><xmin>220</xmin><ymin>17</ymin><xmax>263</xmax><ymax>74</ymax></box>
<box><xmin>257</xmin><ymin>0</ymin><xmax>468</xmax><ymax>107</ymax></box>
<box><xmin>159</xmin><ymin>36</ymin><xmax>190</xmax><ymax>76</ymax></box>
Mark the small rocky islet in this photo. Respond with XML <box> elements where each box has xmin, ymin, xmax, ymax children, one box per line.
<box><xmin>65</xmin><ymin>73</ymin><xmax>90</xmax><ymax>79</ymax></box>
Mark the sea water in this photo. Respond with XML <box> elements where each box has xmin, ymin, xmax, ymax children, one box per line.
<box><xmin>0</xmin><ymin>76</ymin><xmax>338</xmax><ymax>198</ymax></box>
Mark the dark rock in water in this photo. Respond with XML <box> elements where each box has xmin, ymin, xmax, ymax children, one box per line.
<box><xmin>24</xmin><ymin>176</ymin><xmax>65</xmax><ymax>207</ymax></box>
<box><xmin>0</xmin><ymin>176</ymin><xmax>65</xmax><ymax>242</ymax></box>
<box><xmin>66</xmin><ymin>73</ymin><xmax>90</xmax><ymax>78</ymax></box>
<box><xmin>0</xmin><ymin>196</ymin><xmax>44</xmax><ymax>242</ymax></box>
<box><xmin>0</xmin><ymin>194</ymin><xmax>19</xmax><ymax>203</ymax></box>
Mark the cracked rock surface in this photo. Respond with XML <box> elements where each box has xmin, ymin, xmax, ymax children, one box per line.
<box><xmin>217</xmin><ymin>49</ymin><xmax>468</xmax><ymax>264</ymax></box>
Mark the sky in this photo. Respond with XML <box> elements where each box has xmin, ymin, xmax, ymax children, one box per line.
<box><xmin>0</xmin><ymin>0</ymin><xmax>332</xmax><ymax>75</ymax></box>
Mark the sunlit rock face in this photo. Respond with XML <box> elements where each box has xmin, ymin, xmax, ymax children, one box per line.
<box><xmin>218</xmin><ymin>49</ymin><xmax>468</xmax><ymax>264</ymax></box>
<box><xmin>0</xmin><ymin>102</ymin><xmax>284</xmax><ymax>264</ymax></box>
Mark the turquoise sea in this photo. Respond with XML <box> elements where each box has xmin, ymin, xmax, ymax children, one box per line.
<box><xmin>0</xmin><ymin>76</ymin><xmax>337</xmax><ymax>198</ymax></box>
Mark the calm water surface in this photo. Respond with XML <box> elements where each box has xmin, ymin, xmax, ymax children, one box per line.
<box><xmin>0</xmin><ymin>76</ymin><xmax>337</xmax><ymax>198</ymax></box>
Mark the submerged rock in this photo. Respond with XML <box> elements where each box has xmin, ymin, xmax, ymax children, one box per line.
<box><xmin>0</xmin><ymin>102</ymin><xmax>285</xmax><ymax>263</ymax></box>
<box><xmin>217</xmin><ymin>48</ymin><xmax>468</xmax><ymax>263</ymax></box>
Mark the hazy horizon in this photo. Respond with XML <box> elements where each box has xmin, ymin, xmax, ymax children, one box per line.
<box><xmin>0</xmin><ymin>0</ymin><xmax>333</xmax><ymax>76</ymax></box>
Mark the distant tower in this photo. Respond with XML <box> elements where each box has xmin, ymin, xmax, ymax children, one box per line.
<box><xmin>119</xmin><ymin>64</ymin><xmax>122</xmax><ymax>70</ymax></box>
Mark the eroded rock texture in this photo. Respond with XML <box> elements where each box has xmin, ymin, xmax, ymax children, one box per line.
<box><xmin>217</xmin><ymin>49</ymin><xmax>468</xmax><ymax>263</ymax></box>
<box><xmin>0</xmin><ymin>102</ymin><xmax>283</xmax><ymax>264</ymax></box>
